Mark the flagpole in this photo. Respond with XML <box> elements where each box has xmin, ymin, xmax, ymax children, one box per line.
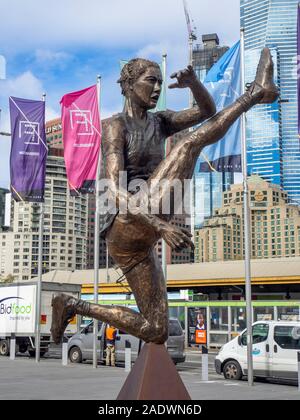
<box><xmin>93</xmin><ymin>75</ymin><xmax>101</xmax><ymax>369</ymax></box>
<box><xmin>161</xmin><ymin>53</ymin><xmax>167</xmax><ymax>281</ymax></box>
<box><xmin>240</xmin><ymin>27</ymin><xmax>254</xmax><ymax>386</ymax></box>
<box><xmin>35</xmin><ymin>92</ymin><xmax>46</xmax><ymax>363</ymax></box>
<box><xmin>106</xmin><ymin>247</ymin><xmax>110</xmax><ymax>283</ymax></box>
<box><xmin>188</xmin><ymin>33</ymin><xmax>195</xmax><ymax>253</ymax></box>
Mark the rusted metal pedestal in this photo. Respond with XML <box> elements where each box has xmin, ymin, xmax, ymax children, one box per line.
<box><xmin>116</xmin><ymin>342</ymin><xmax>191</xmax><ymax>400</ymax></box>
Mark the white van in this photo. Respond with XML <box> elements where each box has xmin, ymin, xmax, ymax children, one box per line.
<box><xmin>215</xmin><ymin>321</ymin><xmax>300</xmax><ymax>382</ymax></box>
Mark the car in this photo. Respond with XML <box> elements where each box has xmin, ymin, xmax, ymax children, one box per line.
<box><xmin>215</xmin><ymin>320</ymin><xmax>300</xmax><ymax>382</ymax></box>
<box><xmin>67</xmin><ymin>318</ymin><xmax>186</xmax><ymax>365</ymax></box>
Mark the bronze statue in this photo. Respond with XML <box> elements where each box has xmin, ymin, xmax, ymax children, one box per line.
<box><xmin>51</xmin><ymin>48</ymin><xmax>278</xmax><ymax>345</ymax></box>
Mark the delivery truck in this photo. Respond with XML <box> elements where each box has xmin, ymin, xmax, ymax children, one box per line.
<box><xmin>0</xmin><ymin>281</ymin><xmax>81</xmax><ymax>357</ymax></box>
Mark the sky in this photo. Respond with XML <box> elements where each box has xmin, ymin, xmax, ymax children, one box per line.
<box><xmin>0</xmin><ymin>0</ymin><xmax>240</xmax><ymax>189</ymax></box>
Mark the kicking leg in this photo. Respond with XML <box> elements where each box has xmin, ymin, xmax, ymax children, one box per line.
<box><xmin>81</xmin><ymin>244</ymin><xmax>168</xmax><ymax>344</ymax></box>
<box><xmin>51</xmin><ymin>293</ymin><xmax>152</xmax><ymax>344</ymax></box>
<box><xmin>51</xmin><ymin>220</ymin><xmax>168</xmax><ymax>344</ymax></box>
<box><xmin>148</xmin><ymin>48</ymin><xmax>279</xmax><ymax>206</ymax></box>
<box><xmin>105</xmin><ymin>220</ymin><xmax>168</xmax><ymax>344</ymax></box>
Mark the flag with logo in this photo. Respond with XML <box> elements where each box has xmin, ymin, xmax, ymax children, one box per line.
<box><xmin>9</xmin><ymin>96</ymin><xmax>47</xmax><ymax>202</ymax></box>
<box><xmin>60</xmin><ymin>85</ymin><xmax>101</xmax><ymax>195</ymax></box>
<box><xmin>199</xmin><ymin>41</ymin><xmax>241</xmax><ymax>172</ymax></box>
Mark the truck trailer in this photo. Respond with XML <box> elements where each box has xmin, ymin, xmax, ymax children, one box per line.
<box><xmin>0</xmin><ymin>281</ymin><xmax>81</xmax><ymax>357</ymax></box>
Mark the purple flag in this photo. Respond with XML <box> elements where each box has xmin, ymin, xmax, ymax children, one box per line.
<box><xmin>298</xmin><ymin>3</ymin><xmax>300</xmax><ymax>137</ymax></box>
<box><xmin>9</xmin><ymin>97</ymin><xmax>48</xmax><ymax>202</ymax></box>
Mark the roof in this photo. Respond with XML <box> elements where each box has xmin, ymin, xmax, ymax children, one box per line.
<box><xmin>28</xmin><ymin>257</ymin><xmax>300</xmax><ymax>292</ymax></box>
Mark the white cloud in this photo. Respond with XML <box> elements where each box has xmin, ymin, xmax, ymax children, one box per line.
<box><xmin>0</xmin><ymin>134</ymin><xmax>10</xmax><ymax>188</ymax></box>
<box><xmin>0</xmin><ymin>0</ymin><xmax>240</xmax><ymax>52</ymax></box>
<box><xmin>0</xmin><ymin>55</ymin><xmax>6</xmax><ymax>80</ymax></box>
<box><xmin>1</xmin><ymin>71</ymin><xmax>43</xmax><ymax>100</ymax></box>
<box><xmin>35</xmin><ymin>49</ymin><xmax>74</xmax><ymax>69</ymax></box>
<box><xmin>136</xmin><ymin>41</ymin><xmax>188</xmax><ymax>69</ymax></box>
<box><xmin>45</xmin><ymin>106</ymin><xmax>60</xmax><ymax>121</ymax></box>
<box><xmin>0</xmin><ymin>107</ymin><xmax>10</xmax><ymax>132</ymax></box>
<box><xmin>0</xmin><ymin>0</ymin><xmax>241</xmax><ymax>119</ymax></box>
<box><xmin>0</xmin><ymin>102</ymin><xmax>11</xmax><ymax>188</ymax></box>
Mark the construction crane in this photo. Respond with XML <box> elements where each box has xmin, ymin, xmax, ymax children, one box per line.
<box><xmin>182</xmin><ymin>0</ymin><xmax>197</xmax><ymax>109</ymax></box>
<box><xmin>182</xmin><ymin>0</ymin><xmax>197</xmax><ymax>67</ymax></box>
<box><xmin>182</xmin><ymin>0</ymin><xmax>197</xmax><ymax>41</ymax></box>
<box><xmin>182</xmin><ymin>0</ymin><xmax>197</xmax><ymax>254</ymax></box>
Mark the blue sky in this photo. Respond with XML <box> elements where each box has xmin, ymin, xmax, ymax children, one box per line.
<box><xmin>0</xmin><ymin>0</ymin><xmax>240</xmax><ymax>188</ymax></box>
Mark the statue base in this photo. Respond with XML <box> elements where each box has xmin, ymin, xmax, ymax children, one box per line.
<box><xmin>116</xmin><ymin>342</ymin><xmax>191</xmax><ymax>400</ymax></box>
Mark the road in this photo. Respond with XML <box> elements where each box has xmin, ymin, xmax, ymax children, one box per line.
<box><xmin>45</xmin><ymin>345</ymin><xmax>218</xmax><ymax>374</ymax></box>
<box><xmin>180</xmin><ymin>350</ymin><xmax>217</xmax><ymax>371</ymax></box>
<box><xmin>0</xmin><ymin>349</ymin><xmax>298</xmax><ymax>400</ymax></box>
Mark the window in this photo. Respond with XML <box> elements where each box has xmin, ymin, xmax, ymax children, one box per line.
<box><xmin>169</xmin><ymin>319</ymin><xmax>183</xmax><ymax>336</ymax></box>
<box><xmin>277</xmin><ymin>307</ymin><xmax>299</xmax><ymax>322</ymax></box>
<box><xmin>231</xmin><ymin>307</ymin><xmax>246</xmax><ymax>332</ymax></box>
<box><xmin>210</xmin><ymin>307</ymin><xmax>228</xmax><ymax>331</ymax></box>
<box><xmin>253</xmin><ymin>323</ymin><xmax>269</xmax><ymax>343</ymax></box>
<box><xmin>274</xmin><ymin>326</ymin><xmax>300</xmax><ymax>350</ymax></box>
<box><xmin>241</xmin><ymin>323</ymin><xmax>269</xmax><ymax>345</ymax></box>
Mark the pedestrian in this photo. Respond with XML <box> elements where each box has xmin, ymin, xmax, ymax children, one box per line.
<box><xmin>105</xmin><ymin>324</ymin><xmax>117</xmax><ymax>366</ymax></box>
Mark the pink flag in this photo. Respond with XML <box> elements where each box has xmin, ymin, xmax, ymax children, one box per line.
<box><xmin>60</xmin><ymin>85</ymin><xmax>101</xmax><ymax>195</ymax></box>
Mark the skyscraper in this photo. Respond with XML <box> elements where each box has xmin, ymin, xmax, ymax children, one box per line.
<box><xmin>195</xmin><ymin>175</ymin><xmax>300</xmax><ymax>262</ymax></box>
<box><xmin>0</xmin><ymin>188</ymin><xmax>9</xmax><ymax>227</ymax></box>
<box><xmin>241</xmin><ymin>0</ymin><xmax>300</xmax><ymax>204</ymax></box>
<box><xmin>192</xmin><ymin>34</ymin><xmax>234</xmax><ymax>227</ymax></box>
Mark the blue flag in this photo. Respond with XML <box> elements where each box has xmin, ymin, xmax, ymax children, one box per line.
<box><xmin>199</xmin><ymin>41</ymin><xmax>241</xmax><ymax>172</ymax></box>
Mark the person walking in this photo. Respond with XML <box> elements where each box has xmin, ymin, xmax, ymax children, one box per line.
<box><xmin>105</xmin><ymin>324</ymin><xmax>117</xmax><ymax>366</ymax></box>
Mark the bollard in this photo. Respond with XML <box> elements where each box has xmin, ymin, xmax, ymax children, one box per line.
<box><xmin>298</xmin><ymin>352</ymin><xmax>300</xmax><ymax>391</ymax></box>
<box><xmin>9</xmin><ymin>335</ymin><xmax>16</xmax><ymax>361</ymax></box>
<box><xmin>62</xmin><ymin>336</ymin><xmax>68</xmax><ymax>366</ymax></box>
<box><xmin>125</xmin><ymin>340</ymin><xmax>131</xmax><ymax>372</ymax></box>
<box><xmin>201</xmin><ymin>345</ymin><xmax>209</xmax><ymax>381</ymax></box>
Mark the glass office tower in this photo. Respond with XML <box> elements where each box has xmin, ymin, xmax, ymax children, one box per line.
<box><xmin>194</xmin><ymin>171</ymin><xmax>233</xmax><ymax>227</ymax></box>
<box><xmin>241</xmin><ymin>0</ymin><xmax>300</xmax><ymax>204</ymax></box>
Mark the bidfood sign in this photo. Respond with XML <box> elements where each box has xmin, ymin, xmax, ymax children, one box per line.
<box><xmin>0</xmin><ymin>285</ymin><xmax>36</xmax><ymax>334</ymax></box>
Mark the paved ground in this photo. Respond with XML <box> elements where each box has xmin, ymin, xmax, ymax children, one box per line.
<box><xmin>0</xmin><ymin>354</ymin><xmax>299</xmax><ymax>400</ymax></box>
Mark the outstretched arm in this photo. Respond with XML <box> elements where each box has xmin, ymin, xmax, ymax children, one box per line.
<box><xmin>160</xmin><ymin>65</ymin><xmax>216</xmax><ymax>135</ymax></box>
